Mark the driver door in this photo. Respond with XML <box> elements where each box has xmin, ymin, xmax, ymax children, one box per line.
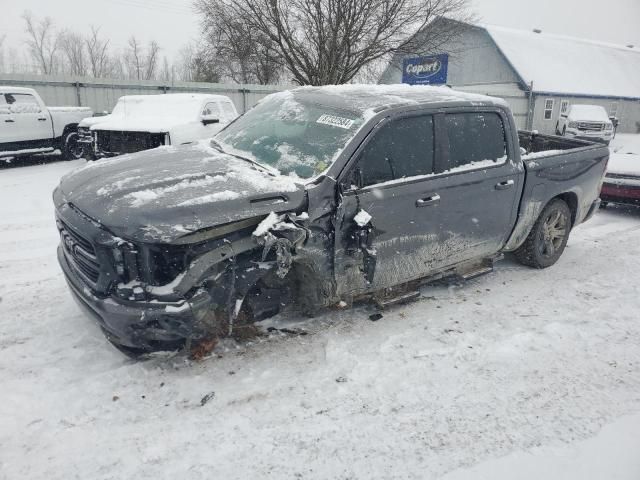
<box><xmin>334</xmin><ymin>113</ymin><xmax>441</xmax><ymax>297</ymax></box>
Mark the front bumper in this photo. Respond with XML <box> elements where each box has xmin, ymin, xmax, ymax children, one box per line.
<box><xmin>565</xmin><ymin>129</ymin><xmax>613</xmax><ymax>143</ymax></box>
<box><xmin>58</xmin><ymin>245</ymin><xmax>213</xmax><ymax>350</ymax></box>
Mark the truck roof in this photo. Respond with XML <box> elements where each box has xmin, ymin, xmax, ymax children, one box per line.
<box><xmin>290</xmin><ymin>84</ymin><xmax>508</xmax><ymax>115</ymax></box>
<box><xmin>0</xmin><ymin>86</ymin><xmax>38</xmax><ymax>95</ymax></box>
<box><xmin>117</xmin><ymin>93</ymin><xmax>233</xmax><ymax>103</ymax></box>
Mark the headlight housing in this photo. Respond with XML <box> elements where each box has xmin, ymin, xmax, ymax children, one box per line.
<box><xmin>605</xmin><ymin>123</ymin><xmax>613</xmax><ymax>131</ymax></box>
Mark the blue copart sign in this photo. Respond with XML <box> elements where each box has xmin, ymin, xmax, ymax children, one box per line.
<box><xmin>402</xmin><ymin>54</ymin><xmax>449</xmax><ymax>85</ymax></box>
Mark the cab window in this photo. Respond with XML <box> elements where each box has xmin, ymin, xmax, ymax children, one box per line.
<box><xmin>443</xmin><ymin>112</ymin><xmax>507</xmax><ymax>170</ymax></box>
<box><xmin>357</xmin><ymin>115</ymin><xmax>435</xmax><ymax>187</ymax></box>
<box><xmin>0</xmin><ymin>95</ymin><xmax>9</xmax><ymax>115</ymax></box>
<box><xmin>220</xmin><ymin>101</ymin><xmax>236</xmax><ymax>119</ymax></box>
<box><xmin>202</xmin><ymin>102</ymin><xmax>221</xmax><ymax>117</ymax></box>
<box><xmin>6</xmin><ymin>93</ymin><xmax>42</xmax><ymax>114</ymax></box>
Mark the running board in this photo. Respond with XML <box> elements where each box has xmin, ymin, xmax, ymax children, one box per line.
<box><xmin>374</xmin><ymin>290</ymin><xmax>421</xmax><ymax>309</ymax></box>
<box><xmin>459</xmin><ymin>265</ymin><xmax>493</xmax><ymax>281</ymax></box>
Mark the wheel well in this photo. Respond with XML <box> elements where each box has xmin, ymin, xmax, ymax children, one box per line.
<box><xmin>62</xmin><ymin>123</ymin><xmax>79</xmax><ymax>138</ymax></box>
<box><xmin>554</xmin><ymin>192</ymin><xmax>578</xmax><ymax>226</ymax></box>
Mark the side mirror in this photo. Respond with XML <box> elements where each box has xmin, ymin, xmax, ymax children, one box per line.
<box><xmin>201</xmin><ymin>115</ymin><xmax>220</xmax><ymax>126</ymax></box>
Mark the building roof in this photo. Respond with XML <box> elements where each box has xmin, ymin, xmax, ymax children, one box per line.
<box><xmin>485</xmin><ymin>25</ymin><xmax>640</xmax><ymax>99</ymax></box>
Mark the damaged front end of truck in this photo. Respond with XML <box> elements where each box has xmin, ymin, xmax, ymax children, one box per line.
<box><xmin>53</xmin><ymin>139</ymin><xmax>346</xmax><ymax>356</ymax></box>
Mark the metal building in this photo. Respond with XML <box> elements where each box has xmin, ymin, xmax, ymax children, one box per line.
<box><xmin>380</xmin><ymin>19</ymin><xmax>640</xmax><ymax>134</ymax></box>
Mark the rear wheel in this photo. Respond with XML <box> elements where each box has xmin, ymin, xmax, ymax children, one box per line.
<box><xmin>61</xmin><ymin>130</ymin><xmax>84</xmax><ymax>160</ymax></box>
<box><xmin>562</xmin><ymin>126</ymin><xmax>567</xmax><ymax>136</ymax></box>
<box><xmin>514</xmin><ymin>199</ymin><xmax>572</xmax><ymax>269</ymax></box>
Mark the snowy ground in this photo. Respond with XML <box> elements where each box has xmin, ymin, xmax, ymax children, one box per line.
<box><xmin>1</xmin><ymin>148</ymin><xmax>640</xmax><ymax>479</ymax></box>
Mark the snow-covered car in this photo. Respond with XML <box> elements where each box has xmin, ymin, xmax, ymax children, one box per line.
<box><xmin>0</xmin><ymin>87</ymin><xmax>92</xmax><ymax>160</ymax></box>
<box><xmin>601</xmin><ymin>137</ymin><xmax>640</xmax><ymax>206</ymax></box>
<box><xmin>556</xmin><ymin>104</ymin><xmax>614</xmax><ymax>145</ymax></box>
<box><xmin>53</xmin><ymin>85</ymin><xmax>608</xmax><ymax>357</ymax></box>
<box><xmin>79</xmin><ymin>93</ymin><xmax>238</xmax><ymax>159</ymax></box>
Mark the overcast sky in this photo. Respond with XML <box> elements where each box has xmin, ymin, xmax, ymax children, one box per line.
<box><xmin>1</xmin><ymin>0</ymin><xmax>639</xmax><ymax>65</ymax></box>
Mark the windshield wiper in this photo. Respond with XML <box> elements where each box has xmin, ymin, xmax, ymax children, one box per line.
<box><xmin>209</xmin><ymin>139</ymin><xmax>276</xmax><ymax>175</ymax></box>
<box><xmin>209</xmin><ymin>138</ymin><xmax>225</xmax><ymax>152</ymax></box>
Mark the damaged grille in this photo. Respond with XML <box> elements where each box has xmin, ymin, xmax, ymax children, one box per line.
<box><xmin>59</xmin><ymin>220</ymin><xmax>101</xmax><ymax>287</ymax></box>
<box><xmin>95</xmin><ymin>130</ymin><xmax>166</xmax><ymax>155</ymax></box>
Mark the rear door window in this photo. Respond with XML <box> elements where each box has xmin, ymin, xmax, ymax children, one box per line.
<box><xmin>444</xmin><ymin>112</ymin><xmax>507</xmax><ymax>171</ymax></box>
<box><xmin>6</xmin><ymin>93</ymin><xmax>42</xmax><ymax>114</ymax></box>
<box><xmin>358</xmin><ymin>115</ymin><xmax>435</xmax><ymax>187</ymax></box>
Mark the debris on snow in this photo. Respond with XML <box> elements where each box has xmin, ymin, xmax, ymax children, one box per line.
<box><xmin>200</xmin><ymin>391</ymin><xmax>216</xmax><ymax>406</ymax></box>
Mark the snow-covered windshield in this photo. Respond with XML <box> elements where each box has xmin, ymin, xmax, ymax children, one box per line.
<box><xmin>215</xmin><ymin>91</ymin><xmax>366</xmax><ymax>179</ymax></box>
<box><xmin>569</xmin><ymin>105</ymin><xmax>610</xmax><ymax>122</ymax></box>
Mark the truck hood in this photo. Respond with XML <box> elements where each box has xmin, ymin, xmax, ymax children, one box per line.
<box><xmin>90</xmin><ymin>117</ymin><xmax>194</xmax><ymax>133</ymax></box>
<box><xmin>55</xmin><ymin>141</ymin><xmax>306</xmax><ymax>244</ymax></box>
<box><xmin>80</xmin><ymin>114</ymin><xmax>113</xmax><ymax>129</ymax></box>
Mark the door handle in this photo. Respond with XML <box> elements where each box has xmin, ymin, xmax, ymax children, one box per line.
<box><xmin>416</xmin><ymin>194</ymin><xmax>440</xmax><ymax>207</ymax></box>
<box><xmin>4</xmin><ymin>119</ymin><xmax>14</xmax><ymax>123</ymax></box>
<box><xmin>37</xmin><ymin>117</ymin><xmax>48</xmax><ymax>121</ymax></box>
<box><xmin>495</xmin><ymin>179</ymin><xmax>515</xmax><ymax>190</ymax></box>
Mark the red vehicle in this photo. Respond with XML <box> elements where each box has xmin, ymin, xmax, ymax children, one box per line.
<box><xmin>601</xmin><ymin>140</ymin><xmax>640</xmax><ymax>207</ymax></box>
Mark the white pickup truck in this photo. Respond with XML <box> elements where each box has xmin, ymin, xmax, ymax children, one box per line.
<box><xmin>0</xmin><ymin>87</ymin><xmax>92</xmax><ymax>160</ymax></box>
<box><xmin>78</xmin><ymin>93</ymin><xmax>238</xmax><ymax>159</ymax></box>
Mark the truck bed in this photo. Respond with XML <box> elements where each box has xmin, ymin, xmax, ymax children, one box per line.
<box><xmin>518</xmin><ymin>130</ymin><xmax>596</xmax><ymax>158</ymax></box>
<box><xmin>503</xmin><ymin>131</ymin><xmax>610</xmax><ymax>251</ymax></box>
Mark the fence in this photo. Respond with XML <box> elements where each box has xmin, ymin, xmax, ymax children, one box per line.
<box><xmin>0</xmin><ymin>73</ymin><xmax>287</xmax><ymax>114</ymax></box>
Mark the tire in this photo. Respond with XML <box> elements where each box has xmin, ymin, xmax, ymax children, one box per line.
<box><xmin>555</xmin><ymin>122</ymin><xmax>560</xmax><ymax>135</ymax></box>
<box><xmin>61</xmin><ymin>130</ymin><xmax>84</xmax><ymax>160</ymax></box>
<box><xmin>562</xmin><ymin>126</ymin><xmax>566</xmax><ymax>136</ymax></box>
<box><xmin>514</xmin><ymin>199</ymin><xmax>572</xmax><ymax>269</ymax></box>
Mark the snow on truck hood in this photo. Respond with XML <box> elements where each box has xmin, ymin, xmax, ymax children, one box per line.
<box><xmin>87</xmin><ymin>94</ymin><xmax>218</xmax><ymax>133</ymax></box>
<box><xmin>56</xmin><ymin>141</ymin><xmax>305</xmax><ymax>243</ymax></box>
<box><xmin>90</xmin><ymin>117</ymin><xmax>193</xmax><ymax>133</ymax></box>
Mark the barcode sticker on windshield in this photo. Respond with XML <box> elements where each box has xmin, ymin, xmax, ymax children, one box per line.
<box><xmin>316</xmin><ymin>114</ymin><xmax>354</xmax><ymax>130</ymax></box>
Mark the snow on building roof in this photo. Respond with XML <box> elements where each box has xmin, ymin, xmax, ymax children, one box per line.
<box><xmin>485</xmin><ymin>25</ymin><xmax>640</xmax><ymax>99</ymax></box>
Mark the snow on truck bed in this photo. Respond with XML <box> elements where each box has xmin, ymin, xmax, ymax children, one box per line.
<box><xmin>2</xmin><ymin>158</ymin><xmax>640</xmax><ymax>479</ymax></box>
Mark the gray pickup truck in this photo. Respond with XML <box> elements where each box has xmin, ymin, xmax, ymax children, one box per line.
<box><xmin>53</xmin><ymin>85</ymin><xmax>608</xmax><ymax>356</ymax></box>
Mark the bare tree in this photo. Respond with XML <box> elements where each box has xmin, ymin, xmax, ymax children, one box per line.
<box><xmin>85</xmin><ymin>26</ymin><xmax>111</xmax><ymax>77</ymax></box>
<box><xmin>59</xmin><ymin>30</ymin><xmax>87</xmax><ymax>76</ymax></box>
<box><xmin>144</xmin><ymin>41</ymin><xmax>160</xmax><ymax>80</ymax></box>
<box><xmin>196</xmin><ymin>1</ymin><xmax>282</xmax><ymax>84</ymax></box>
<box><xmin>22</xmin><ymin>11</ymin><xmax>61</xmax><ymax>74</ymax></box>
<box><xmin>125</xmin><ymin>36</ymin><xmax>144</xmax><ymax>79</ymax></box>
<box><xmin>160</xmin><ymin>55</ymin><xmax>172</xmax><ymax>82</ymax></box>
<box><xmin>125</xmin><ymin>37</ymin><xmax>161</xmax><ymax>80</ymax></box>
<box><xmin>196</xmin><ymin>0</ymin><xmax>473</xmax><ymax>85</ymax></box>
<box><xmin>0</xmin><ymin>35</ymin><xmax>5</xmax><ymax>72</ymax></box>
